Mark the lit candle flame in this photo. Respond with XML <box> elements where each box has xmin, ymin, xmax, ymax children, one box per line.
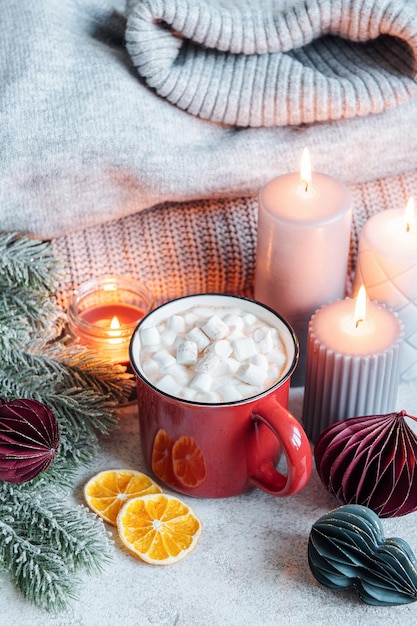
<box><xmin>110</xmin><ymin>316</ymin><xmax>120</xmax><ymax>330</ymax></box>
<box><xmin>300</xmin><ymin>147</ymin><xmax>311</xmax><ymax>192</ymax></box>
<box><xmin>404</xmin><ymin>196</ymin><xmax>415</xmax><ymax>233</ymax></box>
<box><xmin>109</xmin><ymin>316</ymin><xmax>123</xmax><ymax>344</ymax></box>
<box><xmin>354</xmin><ymin>285</ymin><xmax>367</xmax><ymax>328</ymax></box>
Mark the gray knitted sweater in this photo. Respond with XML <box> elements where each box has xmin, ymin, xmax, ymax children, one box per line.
<box><xmin>126</xmin><ymin>0</ymin><xmax>417</xmax><ymax>127</ymax></box>
<box><xmin>1</xmin><ymin>0</ymin><xmax>417</xmax><ymax>238</ymax></box>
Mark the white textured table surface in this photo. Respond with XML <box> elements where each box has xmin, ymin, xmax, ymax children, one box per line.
<box><xmin>3</xmin><ymin>382</ymin><xmax>417</xmax><ymax>626</ymax></box>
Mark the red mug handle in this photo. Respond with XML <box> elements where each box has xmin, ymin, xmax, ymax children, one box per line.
<box><xmin>247</xmin><ymin>395</ymin><xmax>312</xmax><ymax>496</ymax></box>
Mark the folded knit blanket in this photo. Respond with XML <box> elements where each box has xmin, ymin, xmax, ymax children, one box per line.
<box><xmin>125</xmin><ymin>0</ymin><xmax>417</xmax><ymax>127</ymax></box>
<box><xmin>1</xmin><ymin>0</ymin><xmax>417</xmax><ymax>239</ymax></box>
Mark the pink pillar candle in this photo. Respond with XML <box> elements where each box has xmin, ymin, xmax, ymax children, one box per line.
<box><xmin>353</xmin><ymin>201</ymin><xmax>417</xmax><ymax>381</ymax></box>
<box><xmin>302</xmin><ymin>292</ymin><xmax>404</xmax><ymax>443</ymax></box>
<box><xmin>255</xmin><ymin>152</ymin><xmax>352</xmax><ymax>386</ymax></box>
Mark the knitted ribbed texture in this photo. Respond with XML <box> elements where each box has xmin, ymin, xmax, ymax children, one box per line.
<box><xmin>126</xmin><ymin>0</ymin><xmax>417</xmax><ymax>127</ymax></box>
<box><xmin>52</xmin><ymin>168</ymin><xmax>417</xmax><ymax>309</ymax></box>
<box><xmin>2</xmin><ymin>0</ymin><xmax>417</xmax><ymax>239</ymax></box>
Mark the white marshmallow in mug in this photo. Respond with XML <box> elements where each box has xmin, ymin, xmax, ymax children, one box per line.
<box><xmin>253</xmin><ymin>327</ymin><xmax>273</xmax><ymax>354</ymax></box>
<box><xmin>267</xmin><ymin>364</ymin><xmax>282</xmax><ymax>382</ymax></box>
<box><xmin>202</xmin><ymin>314</ymin><xmax>228</xmax><ymax>340</ymax></box>
<box><xmin>176</xmin><ymin>340</ymin><xmax>198</xmax><ymax>365</ymax></box>
<box><xmin>250</xmin><ymin>353</ymin><xmax>269</xmax><ymax>369</ymax></box>
<box><xmin>217</xmin><ymin>385</ymin><xmax>244</xmax><ymax>402</ymax></box>
<box><xmin>237</xmin><ymin>363</ymin><xmax>267</xmax><ymax>387</ymax></box>
<box><xmin>195</xmin><ymin>352</ymin><xmax>219</xmax><ymax>373</ymax></box>
<box><xmin>237</xmin><ymin>383</ymin><xmax>259</xmax><ymax>397</ymax></box>
<box><xmin>153</xmin><ymin>348</ymin><xmax>176</xmax><ymax>370</ymax></box>
<box><xmin>208</xmin><ymin>339</ymin><xmax>233</xmax><ymax>359</ymax></box>
<box><xmin>242</xmin><ymin>312</ymin><xmax>258</xmax><ymax>327</ymax></box>
<box><xmin>182</xmin><ymin>387</ymin><xmax>197</xmax><ymax>401</ymax></box>
<box><xmin>141</xmin><ymin>357</ymin><xmax>160</xmax><ymax>376</ymax></box>
<box><xmin>184</xmin><ymin>311</ymin><xmax>199</xmax><ymax>326</ymax></box>
<box><xmin>165</xmin><ymin>362</ymin><xmax>191</xmax><ymax>382</ymax></box>
<box><xmin>157</xmin><ymin>374</ymin><xmax>182</xmax><ymax>396</ymax></box>
<box><xmin>190</xmin><ymin>372</ymin><xmax>213</xmax><ymax>392</ymax></box>
<box><xmin>197</xmin><ymin>391</ymin><xmax>222</xmax><ymax>403</ymax></box>
<box><xmin>223</xmin><ymin>314</ymin><xmax>244</xmax><ymax>339</ymax></box>
<box><xmin>232</xmin><ymin>336</ymin><xmax>257</xmax><ymax>361</ymax></box>
<box><xmin>185</xmin><ymin>326</ymin><xmax>211</xmax><ymax>351</ymax></box>
<box><xmin>223</xmin><ymin>313</ymin><xmax>244</xmax><ymax>329</ymax></box>
<box><xmin>140</xmin><ymin>325</ymin><xmax>160</xmax><ymax>346</ymax></box>
<box><xmin>268</xmin><ymin>348</ymin><xmax>287</xmax><ymax>366</ymax></box>
<box><xmin>168</xmin><ymin>314</ymin><xmax>185</xmax><ymax>334</ymax></box>
<box><xmin>160</xmin><ymin>329</ymin><xmax>177</xmax><ymax>347</ymax></box>
<box><xmin>215</xmin><ymin>357</ymin><xmax>240</xmax><ymax>376</ymax></box>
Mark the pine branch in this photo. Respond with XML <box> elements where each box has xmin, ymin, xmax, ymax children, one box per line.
<box><xmin>0</xmin><ymin>523</ymin><xmax>78</xmax><ymax>612</ymax></box>
<box><xmin>0</xmin><ymin>288</ymin><xmax>62</xmax><ymax>336</ymax></box>
<box><xmin>0</xmin><ymin>342</ymin><xmax>133</xmax><ymax>485</ymax></box>
<box><xmin>0</xmin><ymin>232</ymin><xmax>59</xmax><ymax>292</ymax></box>
<box><xmin>0</xmin><ymin>342</ymin><xmax>133</xmax><ymax>432</ymax></box>
<box><xmin>0</xmin><ymin>231</ymin><xmax>136</xmax><ymax>611</ymax></box>
<box><xmin>0</xmin><ymin>484</ymin><xmax>112</xmax><ymax>612</ymax></box>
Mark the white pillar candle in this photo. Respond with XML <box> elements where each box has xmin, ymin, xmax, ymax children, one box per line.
<box><xmin>353</xmin><ymin>198</ymin><xmax>417</xmax><ymax>381</ymax></box>
<box><xmin>254</xmin><ymin>149</ymin><xmax>352</xmax><ymax>386</ymax></box>
<box><xmin>302</xmin><ymin>287</ymin><xmax>404</xmax><ymax>443</ymax></box>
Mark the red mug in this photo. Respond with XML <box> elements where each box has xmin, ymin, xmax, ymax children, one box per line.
<box><xmin>129</xmin><ymin>294</ymin><xmax>312</xmax><ymax>498</ymax></box>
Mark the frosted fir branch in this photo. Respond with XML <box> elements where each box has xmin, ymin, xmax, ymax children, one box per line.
<box><xmin>0</xmin><ymin>343</ymin><xmax>132</xmax><ymax>486</ymax></box>
<box><xmin>43</xmin><ymin>389</ymin><xmax>119</xmax><ymax>436</ymax></box>
<box><xmin>1</xmin><ymin>347</ymin><xmax>70</xmax><ymax>387</ymax></box>
<box><xmin>0</xmin><ymin>232</ymin><xmax>130</xmax><ymax>610</ymax></box>
<box><xmin>0</xmin><ymin>343</ymin><xmax>133</xmax><ymax>431</ymax></box>
<box><xmin>2</xmin><ymin>341</ymin><xmax>134</xmax><ymax>404</ymax></box>
<box><xmin>34</xmin><ymin>424</ymin><xmax>101</xmax><ymax>488</ymax></box>
<box><xmin>0</xmin><ymin>373</ymin><xmax>118</xmax><ymax>484</ymax></box>
<box><xmin>0</xmin><ymin>317</ymin><xmax>31</xmax><ymax>354</ymax></box>
<box><xmin>57</xmin><ymin>346</ymin><xmax>136</xmax><ymax>400</ymax></box>
<box><xmin>0</xmin><ymin>232</ymin><xmax>60</xmax><ymax>292</ymax></box>
<box><xmin>0</xmin><ymin>484</ymin><xmax>113</xmax><ymax>612</ymax></box>
<box><xmin>6</xmin><ymin>487</ymin><xmax>113</xmax><ymax>574</ymax></box>
<box><xmin>0</xmin><ymin>522</ymin><xmax>77</xmax><ymax>612</ymax></box>
<box><xmin>0</xmin><ymin>287</ymin><xmax>61</xmax><ymax>328</ymax></box>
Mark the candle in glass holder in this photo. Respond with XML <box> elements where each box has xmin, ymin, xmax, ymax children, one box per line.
<box><xmin>255</xmin><ymin>149</ymin><xmax>352</xmax><ymax>386</ymax></box>
<box><xmin>302</xmin><ymin>286</ymin><xmax>404</xmax><ymax>442</ymax></box>
<box><xmin>353</xmin><ymin>198</ymin><xmax>417</xmax><ymax>381</ymax></box>
<box><xmin>67</xmin><ymin>275</ymin><xmax>154</xmax><ymax>365</ymax></box>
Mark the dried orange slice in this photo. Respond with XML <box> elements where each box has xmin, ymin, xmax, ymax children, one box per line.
<box><xmin>151</xmin><ymin>428</ymin><xmax>175</xmax><ymax>484</ymax></box>
<box><xmin>84</xmin><ymin>469</ymin><xmax>162</xmax><ymax>526</ymax></box>
<box><xmin>172</xmin><ymin>435</ymin><xmax>207</xmax><ymax>489</ymax></box>
<box><xmin>117</xmin><ymin>493</ymin><xmax>202</xmax><ymax>565</ymax></box>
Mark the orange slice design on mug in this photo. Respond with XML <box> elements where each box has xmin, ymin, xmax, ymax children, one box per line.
<box><xmin>151</xmin><ymin>430</ymin><xmax>207</xmax><ymax>489</ymax></box>
<box><xmin>172</xmin><ymin>435</ymin><xmax>207</xmax><ymax>489</ymax></box>
<box><xmin>151</xmin><ymin>429</ymin><xmax>175</xmax><ymax>484</ymax></box>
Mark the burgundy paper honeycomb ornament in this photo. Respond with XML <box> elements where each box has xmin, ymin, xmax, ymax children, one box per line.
<box><xmin>0</xmin><ymin>397</ymin><xmax>60</xmax><ymax>483</ymax></box>
<box><xmin>314</xmin><ymin>411</ymin><xmax>417</xmax><ymax>518</ymax></box>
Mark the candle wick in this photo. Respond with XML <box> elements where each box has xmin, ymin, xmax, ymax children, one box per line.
<box><xmin>406</xmin><ymin>222</ymin><xmax>410</xmax><ymax>233</ymax></box>
<box><xmin>355</xmin><ymin>318</ymin><xmax>364</xmax><ymax>329</ymax></box>
<box><xmin>304</xmin><ymin>180</ymin><xmax>309</xmax><ymax>193</ymax></box>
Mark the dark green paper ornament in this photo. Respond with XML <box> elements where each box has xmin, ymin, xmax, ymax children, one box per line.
<box><xmin>308</xmin><ymin>504</ymin><xmax>417</xmax><ymax>606</ymax></box>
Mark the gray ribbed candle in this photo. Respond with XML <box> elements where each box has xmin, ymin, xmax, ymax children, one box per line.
<box><xmin>302</xmin><ymin>296</ymin><xmax>404</xmax><ymax>443</ymax></box>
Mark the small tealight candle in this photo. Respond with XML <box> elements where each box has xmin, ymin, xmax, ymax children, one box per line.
<box><xmin>67</xmin><ymin>275</ymin><xmax>154</xmax><ymax>365</ymax></box>
<box><xmin>255</xmin><ymin>148</ymin><xmax>352</xmax><ymax>386</ymax></box>
<box><xmin>353</xmin><ymin>198</ymin><xmax>417</xmax><ymax>381</ymax></box>
<box><xmin>302</xmin><ymin>286</ymin><xmax>404</xmax><ymax>442</ymax></box>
